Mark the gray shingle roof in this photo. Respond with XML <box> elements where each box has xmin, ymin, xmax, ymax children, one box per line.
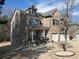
<box><xmin>38</xmin><ymin>9</ymin><xmax>57</xmax><ymax>17</ymax></box>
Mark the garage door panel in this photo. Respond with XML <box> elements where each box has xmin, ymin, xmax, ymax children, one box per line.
<box><xmin>52</xmin><ymin>34</ymin><xmax>58</xmax><ymax>42</ymax></box>
<box><xmin>76</xmin><ymin>34</ymin><xmax>79</xmax><ymax>40</ymax></box>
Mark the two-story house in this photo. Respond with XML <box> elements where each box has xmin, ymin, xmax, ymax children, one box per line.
<box><xmin>11</xmin><ymin>5</ymin><xmax>70</xmax><ymax>45</ymax></box>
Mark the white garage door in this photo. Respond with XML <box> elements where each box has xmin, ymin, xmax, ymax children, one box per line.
<box><xmin>52</xmin><ymin>34</ymin><xmax>58</xmax><ymax>42</ymax></box>
<box><xmin>76</xmin><ymin>34</ymin><xmax>79</xmax><ymax>40</ymax></box>
<box><xmin>52</xmin><ymin>34</ymin><xmax>69</xmax><ymax>42</ymax></box>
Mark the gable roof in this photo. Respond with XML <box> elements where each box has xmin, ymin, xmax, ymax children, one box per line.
<box><xmin>38</xmin><ymin>9</ymin><xmax>57</xmax><ymax>18</ymax></box>
<box><xmin>11</xmin><ymin>9</ymin><xmax>20</xmax><ymax>19</ymax></box>
<box><xmin>25</xmin><ymin>5</ymin><xmax>57</xmax><ymax>18</ymax></box>
<box><xmin>11</xmin><ymin>5</ymin><xmax>58</xmax><ymax>20</ymax></box>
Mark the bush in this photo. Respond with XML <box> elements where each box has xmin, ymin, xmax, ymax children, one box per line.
<box><xmin>70</xmin><ymin>36</ymin><xmax>73</xmax><ymax>40</ymax></box>
<box><xmin>0</xmin><ymin>39</ymin><xmax>4</xmax><ymax>42</ymax></box>
<box><xmin>0</xmin><ymin>35</ymin><xmax>10</xmax><ymax>42</ymax></box>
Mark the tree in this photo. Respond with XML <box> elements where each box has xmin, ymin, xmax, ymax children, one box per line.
<box><xmin>0</xmin><ymin>0</ymin><xmax>6</xmax><ymax>13</ymax></box>
<box><xmin>1</xmin><ymin>7</ymin><xmax>14</xmax><ymax>16</ymax></box>
<box><xmin>59</xmin><ymin>0</ymin><xmax>75</xmax><ymax>51</ymax></box>
<box><xmin>0</xmin><ymin>15</ymin><xmax>8</xmax><ymax>24</ymax></box>
<box><xmin>0</xmin><ymin>0</ymin><xmax>5</xmax><ymax>5</ymax></box>
<box><xmin>0</xmin><ymin>15</ymin><xmax>10</xmax><ymax>42</ymax></box>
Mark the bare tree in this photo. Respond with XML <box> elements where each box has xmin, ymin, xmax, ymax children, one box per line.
<box><xmin>58</xmin><ymin>0</ymin><xmax>75</xmax><ymax>51</ymax></box>
<box><xmin>0</xmin><ymin>0</ymin><xmax>6</xmax><ymax>13</ymax></box>
<box><xmin>1</xmin><ymin>7</ymin><xmax>14</xmax><ymax>16</ymax></box>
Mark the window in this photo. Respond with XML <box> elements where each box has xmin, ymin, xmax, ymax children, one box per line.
<box><xmin>31</xmin><ymin>19</ymin><xmax>39</xmax><ymax>25</ymax></box>
<box><xmin>32</xmin><ymin>10</ymin><xmax>36</xmax><ymax>15</ymax></box>
<box><xmin>53</xmin><ymin>19</ymin><xmax>59</xmax><ymax>26</ymax></box>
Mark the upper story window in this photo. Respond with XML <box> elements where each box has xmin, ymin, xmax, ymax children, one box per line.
<box><xmin>32</xmin><ymin>11</ymin><xmax>36</xmax><ymax>15</ymax></box>
<box><xmin>53</xmin><ymin>19</ymin><xmax>59</xmax><ymax>26</ymax></box>
<box><xmin>31</xmin><ymin>19</ymin><xmax>39</xmax><ymax>25</ymax></box>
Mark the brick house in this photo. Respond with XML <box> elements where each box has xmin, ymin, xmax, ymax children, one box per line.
<box><xmin>10</xmin><ymin>5</ymin><xmax>70</xmax><ymax>45</ymax></box>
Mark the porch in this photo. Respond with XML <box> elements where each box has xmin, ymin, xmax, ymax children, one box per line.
<box><xmin>25</xmin><ymin>25</ymin><xmax>49</xmax><ymax>45</ymax></box>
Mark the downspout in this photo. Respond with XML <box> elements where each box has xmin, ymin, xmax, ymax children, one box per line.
<box><xmin>50</xmin><ymin>15</ymin><xmax>52</xmax><ymax>42</ymax></box>
<box><xmin>10</xmin><ymin>22</ymin><xmax>12</xmax><ymax>44</ymax></box>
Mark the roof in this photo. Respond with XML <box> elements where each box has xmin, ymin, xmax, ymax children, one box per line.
<box><xmin>26</xmin><ymin>25</ymin><xmax>49</xmax><ymax>30</ymax></box>
<box><xmin>39</xmin><ymin>9</ymin><xmax>57</xmax><ymax>17</ymax></box>
<box><xmin>25</xmin><ymin>5</ymin><xmax>57</xmax><ymax>18</ymax></box>
<box><xmin>11</xmin><ymin>9</ymin><xmax>21</xmax><ymax>20</ymax></box>
<box><xmin>12</xmin><ymin>5</ymin><xmax>57</xmax><ymax>19</ymax></box>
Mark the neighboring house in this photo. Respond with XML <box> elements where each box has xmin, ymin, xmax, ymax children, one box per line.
<box><xmin>10</xmin><ymin>5</ymin><xmax>49</xmax><ymax>45</ymax></box>
<box><xmin>69</xmin><ymin>24</ymin><xmax>79</xmax><ymax>40</ymax></box>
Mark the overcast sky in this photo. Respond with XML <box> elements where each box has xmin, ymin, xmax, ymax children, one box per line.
<box><xmin>3</xmin><ymin>0</ymin><xmax>79</xmax><ymax>21</ymax></box>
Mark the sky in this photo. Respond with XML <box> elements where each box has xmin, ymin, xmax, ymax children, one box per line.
<box><xmin>2</xmin><ymin>0</ymin><xmax>79</xmax><ymax>21</ymax></box>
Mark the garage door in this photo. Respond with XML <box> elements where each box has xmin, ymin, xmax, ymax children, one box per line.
<box><xmin>52</xmin><ymin>34</ymin><xmax>69</xmax><ymax>42</ymax></box>
<box><xmin>76</xmin><ymin>34</ymin><xmax>79</xmax><ymax>40</ymax></box>
<box><xmin>52</xmin><ymin>34</ymin><xmax>58</xmax><ymax>42</ymax></box>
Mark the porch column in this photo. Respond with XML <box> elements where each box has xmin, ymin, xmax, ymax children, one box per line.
<box><xmin>42</xmin><ymin>30</ymin><xmax>46</xmax><ymax>39</ymax></box>
<box><xmin>44</xmin><ymin>30</ymin><xmax>46</xmax><ymax>39</ymax></box>
<box><xmin>31</xmin><ymin>30</ymin><xmax>34</xmax><ymax>43</ymax></box>
<box><xmin>26</xmin><ymin>30</ymin><xmax>28</xmax><ymax>41</ymax></box>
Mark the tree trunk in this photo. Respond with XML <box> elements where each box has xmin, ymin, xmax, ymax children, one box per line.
<box><xmin>58</xmin><ymin>29</ymin><xmax>61</xmax><ymax>43</ymax></box>
<box><xmin>64</xmin><ymin>30</ymin><xmax>67</xmax><ymax>51</ymax></box>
